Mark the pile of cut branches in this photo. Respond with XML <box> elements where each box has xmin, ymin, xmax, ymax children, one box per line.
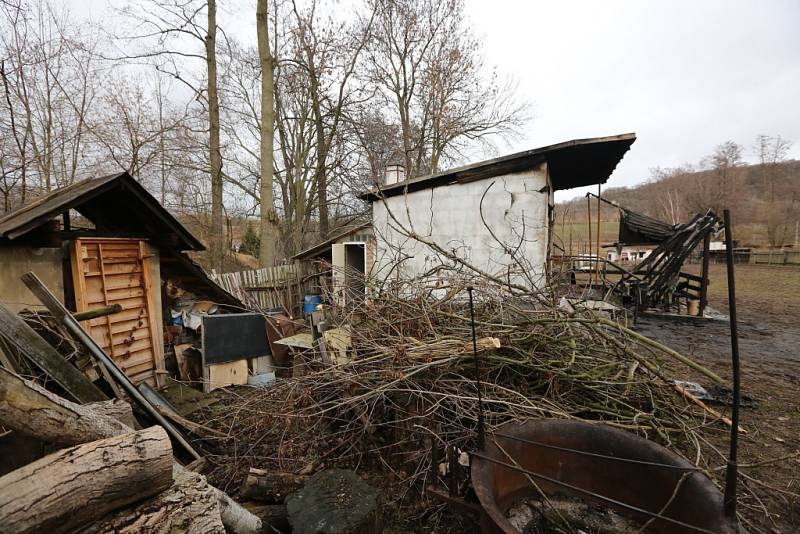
<box><xmin>191</xmin><ymin>274</ymin><xmax>747</xmax><ymax>529</ymax></box>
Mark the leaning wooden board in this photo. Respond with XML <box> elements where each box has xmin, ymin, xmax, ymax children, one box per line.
<box><xmin>70</xmin><ymin>238</ymin><xmax>165</xmax><ymax>386</ymax></box>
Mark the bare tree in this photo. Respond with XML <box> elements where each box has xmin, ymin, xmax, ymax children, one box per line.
<box><xmin>363</xmin><ymin>0</ymin><xmax>528</xmax><ymax>178</ymax></box>
<box><xmin>257</xmin><ymin>0</ymin><xmax>278</xmax><ymax>266</ymax></box>
<box><xmin>691</xmin><ymin>140</ymin><xmax>744</xmax><ymax>215</ymax></box>
<box><xmin>648</xmin><ymin>165</ymin><xmax>693</xmax><ymax>224</ymax></box>
<box><xmin>117</xmin><ymin>0</ymin><xmax>226</xmax><ymax>270</ymax></box>
<box><xmin>206</xmin><ymin>0</ymin><xmax>224</xmax><ymax>270</ymax></box>
<box><xmin>755</xmin><ymin>134</ymin><xmax>794</xmax><ymax>247</ymax></box>
<box><xmin>1</xmin><ymin>0</ymin><xmax>104</xmax><ymax>195</ymax></box>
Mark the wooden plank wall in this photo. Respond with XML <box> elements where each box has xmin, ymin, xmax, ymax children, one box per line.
<box><xmin>70</xmin><ymin>238</ymin><xmax>165</xmax><ymax>386</ymax></box>
<box><xmin>209</xmin><ymin>263</ymin><xmax>310</xmax><ymax>314</ymax></box>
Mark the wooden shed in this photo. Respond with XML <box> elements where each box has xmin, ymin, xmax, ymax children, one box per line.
<box><xmin>292</xmin><ymin>222</ymin><xmax>375</xmax><ymax>306</ymax></box>
<box><xmin>0</xmin><ymin>172</ymin><xmax>241</xmax><ymax>386</ymax></box>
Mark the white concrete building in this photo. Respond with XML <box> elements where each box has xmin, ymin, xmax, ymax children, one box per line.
<box><xmin>363</xmin><ymin>134</ymin><xmax>636</xmax><ymax>288</ymax></box>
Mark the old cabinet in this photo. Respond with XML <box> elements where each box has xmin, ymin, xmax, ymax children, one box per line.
<box><xmin>70</xmin><ymin>238</ymin><xmax>165</xmax><ymax>386</ymax></box>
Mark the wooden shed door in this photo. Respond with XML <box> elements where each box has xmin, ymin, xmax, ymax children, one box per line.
<box><xmin>70</xmin><ymin>238</ymin><xmax>164</xmax><ymax>386</ymax></box>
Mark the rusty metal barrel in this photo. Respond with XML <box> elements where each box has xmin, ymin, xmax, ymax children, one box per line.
<box><xmin>471</xmin><ymin>419</ymin><xmax>738</xmax><ymax>533</ymax></box>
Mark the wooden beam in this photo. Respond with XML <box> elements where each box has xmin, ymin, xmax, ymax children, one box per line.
<box><xmin>0</xmin><ymin>304</ymin><xmax>106</xmax><ymax>403</ymax></box>
<box><xmin>20</xmin><ymin>271</ymin><xmax>201</xmax><ymax>460</ymax></box>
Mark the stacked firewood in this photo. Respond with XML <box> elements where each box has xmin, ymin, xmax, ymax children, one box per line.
<box><xmin>0</xmin><ymin>368</ymin><xmax>260</xmax><ymax>534</ymax></box>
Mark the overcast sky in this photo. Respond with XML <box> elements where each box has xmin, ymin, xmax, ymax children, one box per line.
<box><xmin>80</xmin><ymin>0</ymin><xmax>800</xmax><ymax>200</ymax></box>
<box><xmin>462</xmin><ymin>0</ymin><xmax>800</xmax><ymax>199</ymax></box>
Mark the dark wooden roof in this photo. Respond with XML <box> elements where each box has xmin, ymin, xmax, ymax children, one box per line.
<box><xmin>0</xmin><ymin>172</ymin><xmax>204</xmax><ymax>251</ymax></box>
<box><xmin>618</xmin><ymin>209</ymin><xmax>676</xmax><ymax>245</ymax></box>
<box><xmin>160</xmin><ymin>251</ymin><xmax>243</xmax><ymax>308</ymax></box>
<box><xmin>361</xmin><ymin>133</ymin><xmax>636</xmax><ymax>201</ymax></box>
<box><xmin>292</xmin><ymin>223</ymin><xmax>372</xmax><ymax>260</ymax></box>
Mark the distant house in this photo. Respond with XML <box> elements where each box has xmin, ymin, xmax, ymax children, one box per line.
<box><xmin>607</xmin><ymin>245</ymin><xmax>657</xmax><ymax>263</ymax></box>
<box><xmin>362</xmin><ymin>134</ymin><xmax>636</xmax><ymax>287</ymax></box>
<box><xmin>0</xmin><ymin>172</ymin><xmax>241</xmax><ymax>386</ymax></box>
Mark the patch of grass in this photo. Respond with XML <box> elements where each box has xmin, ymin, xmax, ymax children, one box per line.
<box><xmin>684</xmin><ymin>263</ymin><xmax>800</xmax><ymax>325</ymax></box>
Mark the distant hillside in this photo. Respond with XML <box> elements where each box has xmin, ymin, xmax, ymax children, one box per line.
<box><xmin>555</xmin><ymin>160</ymin><xmax>800</xmax><ymax>248</ymax></box>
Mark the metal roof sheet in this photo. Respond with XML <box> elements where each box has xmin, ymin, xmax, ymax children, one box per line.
<box><xmin>361</xmin><ymin>133</ymin><xmax>636</xmax><ymax>201</ymax></box>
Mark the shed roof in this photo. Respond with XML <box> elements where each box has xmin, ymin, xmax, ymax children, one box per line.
<box><xmin>0</xmin><ymin>172</ymin><xmax>204</xmax><ymax>251</ymax></box>
<box><xmin>360</xmin><ymin>133</ymin><xmax>636</xmax><ymax>201</ymax></box>
<box><xmin>292</xmin><ymin>222</ymin><xmax>372</xmax><ymax>260</ymax></box>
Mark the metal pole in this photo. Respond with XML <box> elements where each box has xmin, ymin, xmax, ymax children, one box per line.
<box><xmin>595</xmin><ymin>184</ymin><xmax>601</xmax><ymax>285</ymax></box>
<box><xmin>722</xmin><ymin>210</ymin><xmax>741</xmax><ymax>519</ymax></box>
<box><xmin>699</xmin><ymin>232</ymin><xmax>711</xmax><ymax>315</ymax></box>
<box><xmin>466</xmin><ymin>286</ymin><xmax>485</xmax><ymax>450</ymax></box>
<box><xmin>586</xmin><ymin>195</ymin><xmax>592</xmax><ymax>286</ymax></box>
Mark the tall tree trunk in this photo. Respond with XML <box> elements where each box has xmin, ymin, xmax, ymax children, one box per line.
<box><xmin>315</xmin><ymin>114</ymin><xmax>329</xmax><ymax>238</ymax></box>
<box><xmin>207</xmin><ymin>0</ymin><xmax>224</xmax><ymax>271</ymax></box>
<box><xmin>257</xmin><ymin>0</ymin><xmax>278</xmax><ymax>266</ymax></box>
<box><xmin>311</xmin><ymin>69</ymin><xmax>329</xmax><ymax>237</ymax></box>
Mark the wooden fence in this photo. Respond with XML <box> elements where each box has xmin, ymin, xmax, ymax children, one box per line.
<box><xmin>210</xmin><ymin>263</ymin><xmax>312</xmax><ymax>315</ymax></box>
<box><xmin>748</xmin><ymin>250</ymin><xmax>800</xmax><ymax>266</ymax></box>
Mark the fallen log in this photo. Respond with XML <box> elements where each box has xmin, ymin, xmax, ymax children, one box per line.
<box><xmin>79</xmin><ymin>465</ymin><xmax>225</xmax><ymax>534</ymax></box>
<box><xmin>87</xmin><ymin>398</ymin><xmax>138</xmax><ymax>429</ymax></box>
<box><xmin>0</xmin><ymin>426</ymin><xmax>173</xmax><ymax>534</ymax></box>
<box><xmin>0</xmin><ymin>367</ymin><xmax>262</xmax><ymax>534</ymax></box>
<box><xmin>240</xmin><ymin>467</ymin><xmax>309</xmax><ymax>502</ymax></box>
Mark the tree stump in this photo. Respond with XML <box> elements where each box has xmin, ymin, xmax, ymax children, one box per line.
<box><xmin>286</xmin><ymin>469</ymin><xmax>381</xmax><ymax>534</ymax></box>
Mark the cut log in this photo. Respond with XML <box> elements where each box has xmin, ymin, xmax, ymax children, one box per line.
<box><xmin>86</xmin><ymin>399</ymin><xmax>138</xmax><ymax>429</ymax></box>
<box><xmin>0</xmin><ymin>426</ymin><xmax>173</xmax><ymax>534</ymax></box>
<box><xmin>0</xmin><ymin>367</ymin><xmax>131</xmax><ymax>445</ymax></box>
<box><xmin>0</xmin><ymin>367</ymin><xmax>263</xmax><ymax>534</ymax></box>
<box><xmin>286</xmin><ymin>469</ymin><xmax>381</xmax><ymax>534</ymax></box>
<box><xmin>240</xmin><ymin>467</ymin><xmax>309</xmax><ymax>502</ymax></box>
<box><xmin>79</xmin><ymin>465</ymin><xmax>225</xmax><ymax>534</ymax></box>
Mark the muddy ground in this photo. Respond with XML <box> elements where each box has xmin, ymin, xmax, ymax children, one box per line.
<box><xmin>636</xmin><ymin>263</ymin><xmax>800</xmax><ymax>532</ymax></box>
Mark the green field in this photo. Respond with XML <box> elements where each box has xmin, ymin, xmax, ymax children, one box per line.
<box><xmin>552</xmin><ymin>221</ymin><xmax>619</xmax><ymax>253</ymax></box>
<box><xmin>553</xmin><ymin>219</ymin><xmax>791</xmax><ymax>249</ymax></box>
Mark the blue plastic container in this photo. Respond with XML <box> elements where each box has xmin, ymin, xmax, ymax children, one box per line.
<box><xmin>303</xmin><ymin>295</ymin><xmax>322</xmax><ymax>315</ymax></box>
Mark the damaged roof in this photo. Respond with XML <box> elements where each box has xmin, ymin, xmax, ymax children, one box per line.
<box><xmin>619</xmin><ymin>209</ymin><xmax>676</xmax><ymax>245</ymax></box>
<box><xmin>0</xmin><ymin>172</ymin><xmax>204</xmax><ymax>251</ymax></box>
<box><xmin>361</xmin><ymin>133</ymin><xmax>636</xmax><ymax>201</ymax></box>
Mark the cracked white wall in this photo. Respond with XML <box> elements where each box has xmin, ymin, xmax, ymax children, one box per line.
<box><xmin>371</xmin><ymin>162</ymin><xmax>551</xmax><ymax>287</ymax></box>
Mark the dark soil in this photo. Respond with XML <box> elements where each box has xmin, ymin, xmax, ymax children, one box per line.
<box><xmin>635</xmin><ymin>312</ymin><xmax>800</xmax><ymax>532</ymax></box>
